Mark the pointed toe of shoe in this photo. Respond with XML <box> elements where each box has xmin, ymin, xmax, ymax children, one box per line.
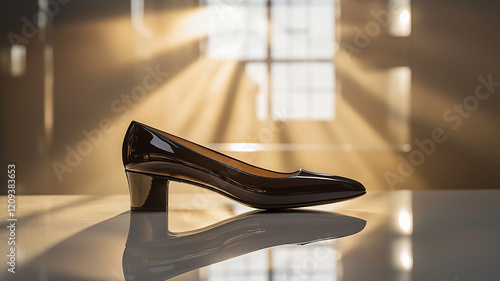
<box><xmin>341</xmin><ymin>177</ymin><xmax>366</xmax><ymax>198</ymax></box>
<box><xmin>288</xmin><ymin>170</ymin><xmax>366</xmax><ymax>207</ymax></box>
<box><xmin>316</xmin><ymin>175</ymin><xmax>366</xmax><ymax>203</ymax></box>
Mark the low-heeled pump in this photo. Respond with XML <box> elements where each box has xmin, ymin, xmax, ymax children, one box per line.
<box><xmin>123</xmin><ymin>121</ymin><xmax>366</xmax><ymax>211</ymax></box>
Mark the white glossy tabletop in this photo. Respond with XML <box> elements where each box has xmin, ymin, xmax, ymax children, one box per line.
<box><xmin>0</xmin><ymin>190</ymin><xmax>499</xmax><ymax>281</ymax></box>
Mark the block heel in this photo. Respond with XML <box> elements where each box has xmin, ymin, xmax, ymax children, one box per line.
<box><xmin>126</xmin><ymin>171</ymin><xmax>169</xmax><ymax>211</ymax></box>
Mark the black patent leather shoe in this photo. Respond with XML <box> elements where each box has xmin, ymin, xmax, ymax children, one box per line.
<box><xmin>123</xmin><ymin>121</ymin><xmax>366</xmax><ymax>211</ymax></box>
<box><xmin>123</xmin><ymin>210</ymin><xmax>366</xmax><ymax>280</ymax></box>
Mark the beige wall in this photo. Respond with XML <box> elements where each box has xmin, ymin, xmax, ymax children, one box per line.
<box><xmin>1</xmin><ymin>0</ymin><xmax>499</xmax><ymax>195</ymax></box>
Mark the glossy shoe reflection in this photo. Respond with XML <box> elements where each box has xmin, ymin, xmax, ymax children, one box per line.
<box><xmin>123</xmin><ymin>121</ymin><xmax>366</xmax><ymax>210</ymax></box>
<box><xmin>122</xmin><ymin>209</ymin><xmax>366</xmax><ymax>281</ymax></box>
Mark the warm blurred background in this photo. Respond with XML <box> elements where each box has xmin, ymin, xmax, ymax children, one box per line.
<box><xmin>1</xmin><ymin>0</ymin><xmax>499</xmax><ymax>195</ymax></box>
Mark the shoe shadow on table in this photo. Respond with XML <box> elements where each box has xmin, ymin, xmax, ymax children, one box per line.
<box><xmin>123</xmin><ymin>209</ymin><xmax>366</xmax><ymax>281</ymax></box>
<box><xmin>5</xmin><ymin>208</ymin><xmax>365</xmax><ymax>281</ymax></box>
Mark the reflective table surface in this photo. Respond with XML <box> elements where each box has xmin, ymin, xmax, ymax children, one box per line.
<box><xmin>1</xmin><ymin>190</ymin><xmax>499</xmax><ymax>281</ymax></box>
